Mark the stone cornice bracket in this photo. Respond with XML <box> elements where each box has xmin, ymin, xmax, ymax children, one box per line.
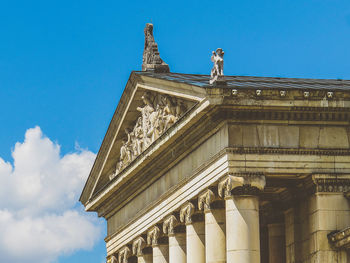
<box><xmin>163</xmin><ymin>215</ymin><xmax>178</xmax><ymax>236</ymax></box>
<box><xmin>147</xmin><ymin>226</ymin><xmax>161</xmax><ymax>247</ymax></box>
<box><xmin>218</xmin><ymin>174</ymin><xmax>266</xmax><ymax>198</ymax></box>
<box><xmin>180</xmin><ymin>202</ymin><xmax>195</xmax><ymax>225</ymax></box>
<box><xmin>198</xmin><ymin>189</ymin><xmax>215</xmax><ymax>212</ymax></box>
<box><xmin>118</xmin><ymin>246</ymin><xmax>130</xmax><ymax>263</ymax></box>
<box><xmin>106</xmin><ymin>255</ymin><xmax>118</xmax><ymax>263</ymax></box>
<box><xmin>132</xmin><ymin>236</ymin><xmax>146</xmax><ymax>257</ymax></box>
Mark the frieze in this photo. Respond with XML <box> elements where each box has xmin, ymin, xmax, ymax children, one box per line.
<box><xmin>110</xmin><ymin>91</ymin><xmax>188</xmax><ymax>180</ymax></box>
<box><xmin>313</xmin><ymin>178</ymin><xmax>350</xmax><ymax>193</ymax></box>
<box><xmin>226</xmin><ymin>147</ymin><xmax>350</xmax><ymax>156</ymax></box>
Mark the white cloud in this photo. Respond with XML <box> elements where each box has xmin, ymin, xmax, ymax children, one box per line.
<box><xmin>0</xmin><ymin>126</ymin><xmax>103</xmax><ymax>263</ymax></box>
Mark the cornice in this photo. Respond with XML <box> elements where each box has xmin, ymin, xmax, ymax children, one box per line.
<box><xmin>226</xmin><ymin>147</ymin><xmax>350</xmax><ymax>156</ymax></box>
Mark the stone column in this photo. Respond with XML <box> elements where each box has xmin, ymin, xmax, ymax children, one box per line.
<box><xmin>267</xmin><ymin>223</ymin><xmax>285</xmax><ymax>263</ymax></box>
<box><xmin>147</xmin><ymin>226</ymin><xmax>169</xmax><ymax>263</ymax></box>
<box><xmin>180</xmin><ymin>202</ymin><xmax>205</xmax><ymax>263</ymax></box>
<box><xmin>284</xmin><ymin>207</ymin><xmax>300</xmax><ymax>263</ymax></box>
<box><xmin>118</xmin><ymin>246</ymin><xmax>131</xmax><ymax>263</ymax></box>
<box><xmin>163</xmin><ymin>215</ymin><xmax>186</xmax><ymax>263</ymax></box>
<box><xmin>132</xmin><ymin>236</ymin><xmax>152</xmax><ymax>263</ymax></box>
<box><xmin>198</xmin><ymin>189</ymin><xmax>226</xmax><ymax>263</ymax></box>
<box><xmin>308</xmin><ymin>175</ymin><xmax>350</xmax><ymax>262</ymax></box>
<box><xmin>218</xmin><ymin>174</ymin><xmax>265</xmax><ymax>263</ymax></box>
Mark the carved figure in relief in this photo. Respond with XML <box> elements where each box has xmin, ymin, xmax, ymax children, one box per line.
<box><xmin>132</xmin><ymin>117</ymin><xmax>144</xmax><ymax>156</ymax></box>
<box><xmin>210</xmin><ymin>48</ymin><xmax>225</xmax><ymax>85</ymax></box>
<box><xmin>137</xmin><ymin>92</ymin><xmax>154</xmax><ymax>146</ymax></box>
<box><xmin>111</xmin><ymin>91</ymin><xmax>188</xmax><ymax>180</ymax></box>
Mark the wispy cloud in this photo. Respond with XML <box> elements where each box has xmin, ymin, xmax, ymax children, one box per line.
<box><xmin>0</xmin><ymin>127</ymin><xmax>102</xmax><ymax>263</ymax></box>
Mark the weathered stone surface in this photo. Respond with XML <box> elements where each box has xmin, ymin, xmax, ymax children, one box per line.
<box><xmin>80</xmin><ymin>65</ymin><xmax>350</xmax><ymax>262</ymax></box>
<box><xmin>142</xmin><ymin>23</ymin><xmax>169</xmax><ymax>73</ymax></box>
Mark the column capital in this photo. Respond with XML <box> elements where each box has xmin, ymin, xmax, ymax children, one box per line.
<box><xmin>147</xmin><ymin>226</ymin><xmax>161</xmax><ymax>246</ymax></box>
<box><xmin>118</xmin><ymin>246</ymin><xmax>130</xmax><ymax>263</ymax></box>
<box><xmin>198</xmin><ymin>189</ymin><xmax>215</xmax><ymax>212</ymax></box>
<box><xmin>106</xmin><ymin>255</ymin><xmax>118</xmax><ymax>263</ymax></box>
<box><xmin>163</xmin><ymin>214</ymin><xmax>178</xmax><ymax>236</ymax></box>
<box><xmin>180</xmin><ymin>202</ymin><xmax>195</xmax><ymax>225</ymax></box>
<box><xmin>312</xmin><ymin>174</ymin><xmax>350</xmax><ymax>193</ymax></box>
<box><xmin>132</xmin><ymin>236</ymin><xmax>146</xmax><ymax>257</ymax></box>
<box><xmin>218</xmin><ymin>173</ymin><xmax>266</xmax><ymax>198</ymax></box>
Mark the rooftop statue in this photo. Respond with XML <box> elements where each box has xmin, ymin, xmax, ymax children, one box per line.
<box><xmin>142</xmin><ymin>23</ymin><xmax>170</xmax><ymax>73</ymax></box>
<box><xmin>209</xmin><ymin>48</ymin><xmax>226</xmax><ymax>85</ymax></box>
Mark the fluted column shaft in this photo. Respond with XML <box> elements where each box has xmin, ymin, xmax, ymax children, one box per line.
<box><xmin>180</xmin><ymin>202</ymin><xmax>205</xmax><ymax>263</ymax></box>
<box><xmin>147</xmin><ymin>226</ymin><xmax>169</xmax><ymax>263</ymax></box>
<box><xmin>218</xmin><ymin>174</ymin><xmax>266</xmax><ymax>263</ymax></box>
<box><xmin>225</xmin><ymin>195</ymin><xmax>260</xmax><ymax>262</ymax></box>
<box><xmin>153</xmin><ymin>244</ymin><xmax>168</xmax><ymax>263</ymax></box>
<box><xmin>169</xmin><ymin>233</ymin><xmax>186</xmax><ymax>263</ymax></box>
<box><xmin>186</xmin><ymin>221</ymin><xmax>205</xmax><ymax>263</ymax></box>
<box><xmin>205</xmin><ymin>208</ymin><xmax>226</xmax><ymax>263</ymax></box>
<box><xmin>137</xmin><ymin>254</ymin><xmax>152</xmax><ymax>263</ymax></box>
<box><xmin>199</xmin><ymin>189</ymin><xmax>226</xmax><ymax>263</ymax></box>
<box><xmin>163</xmin><ymin>215</ymin><xmax>186</xmax><ymax>263</ymax></box>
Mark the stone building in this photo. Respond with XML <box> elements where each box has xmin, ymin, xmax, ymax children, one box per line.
<box><xmin>80</xmin><ymin>24</ymin><xmax>350</xmax><ymax>262</ymax></box>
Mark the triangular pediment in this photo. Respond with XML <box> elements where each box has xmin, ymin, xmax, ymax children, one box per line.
<box><xmin>80</xmin><ymin>72</ymin><xmax>207</xmax><ymax>206</ymax></box>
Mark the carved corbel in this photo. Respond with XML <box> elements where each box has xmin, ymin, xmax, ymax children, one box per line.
<box><xmin>147</xmin><ymin>226</ymin><xmax>161</xmax><ymax>246</ymax></box>
<box><xmin>107</xmin><ymin>255</ymin><xmax>118</xmax><ymax>263</ymax></box>
<box><xmin>132</xmin><ymin>236</ymin><xmax>146</xmax><ymax>257</ymax></box>
<box><xmin>218</xmin><ymin>174</ymin><xmax>266</xmax><ymax>198</ymax></box>
<box><xmin>163</xmin><ymin>215</ymin><xmax>178</xmax><ymax>236</ymax></box>
<box><xmin>180</xmin><ymin>202</ymin><xmax>195</xmax><ymax>225</ymax></box>
<box><xmin>198</xmin><ymin>189</ymin><xmax>215</xmax><ymax>212</ymax></box>
<box><xmin>118</xmin><ymin>246</ymin><xmax>130</xmax><ymax>263</ymax></box>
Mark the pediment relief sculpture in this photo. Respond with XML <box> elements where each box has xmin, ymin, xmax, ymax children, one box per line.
<box><xmin>109</xmin><ymin>91</ymin><xmax>189</xmax><ymax>180</ymax></box>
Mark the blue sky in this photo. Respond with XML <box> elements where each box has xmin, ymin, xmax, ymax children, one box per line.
<box><xmin>0</xmin><ymin>0</ymin><xmax>350</xmax><ymax>262</ymax></box>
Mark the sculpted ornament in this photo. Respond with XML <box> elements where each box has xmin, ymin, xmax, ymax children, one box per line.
<box><xmin>118</xmin><ymin>246</ymin><xmax>131</xmax><ymax>263</ymax></box>
<box><xmin>163</xmin><ymin>215</ymin><xmax>178</xmax><ymax>236</ymax></box>
<box><xmin>132</xmin><ymin>236</ymin><xmax>146</xmax><ymax>257</ymax></box>
<box><xmin>218</xmin><ymin>174</ymin><xmax>266</xmax><ymax>198</ymax></box>
<box><xmin>209</xmin><ymin>48</ymin><xmax>225</xmax><ymax>85</ymax></box>
<box><xmin>107</xmin><ymin>255</ymin><xmax>117</xmax><ymax>263</ymax></box>
<box><xmin>180</xmin><ymin>202</ymin><xmax>195</xmax><ymax>224</ymax></box>
<box><xmin>147</xmin><ymin>226</ymin><xmax>161</xmax><ymax>246</ymax></box>
<box><xmin>110</xmin><ymin>91</ymin><xmax>188</xmax><ymax>180</ymax></box>
<box><xmin>198</xmin><ymin>189</ymin><xmax>215</xmax><ymax>211</ymax></box>
<box><xmin>142</xmin><ymin>23</ymin><xmax>169</xmax><ymax>73</ymax></box>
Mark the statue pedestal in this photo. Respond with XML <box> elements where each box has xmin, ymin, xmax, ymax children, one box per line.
<box><xmin>210</xmin><ymin>75</ymin><xmax>227</xmax><ymax>86</ymax></box>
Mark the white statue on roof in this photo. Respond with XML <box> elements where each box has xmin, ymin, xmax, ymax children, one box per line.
<box><xmin>210</xmin><ymin>48</ymin><xmax>225</xmax><ymax>85</ymax></box>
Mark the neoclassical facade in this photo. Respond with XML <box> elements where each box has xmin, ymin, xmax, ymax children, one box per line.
<box><xmin>80</xmin><ymin>24</ymin><xmax>350</xmax><ymax>263</ymax></box>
